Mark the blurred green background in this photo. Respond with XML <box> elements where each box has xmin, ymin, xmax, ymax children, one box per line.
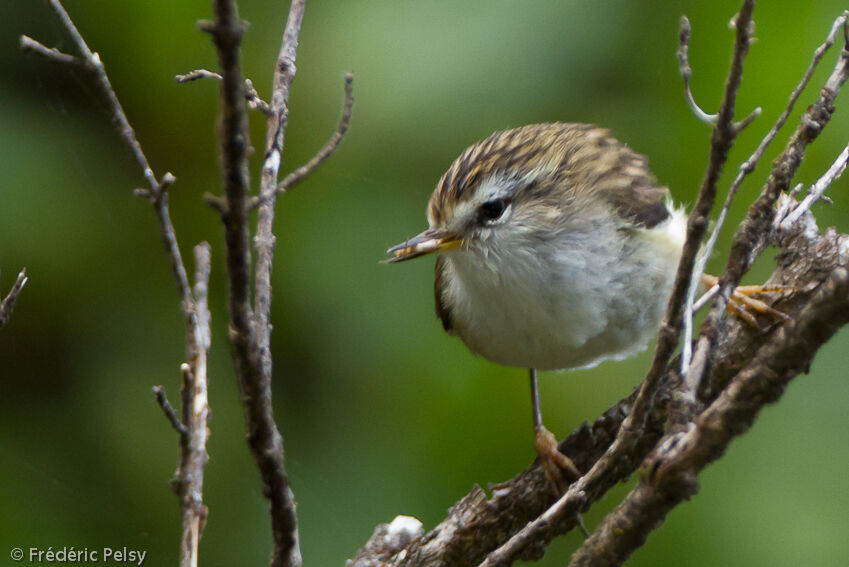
<box><xmin>2</xmin><ymin>1</ymin><xmax>848</xmax><ymax>566</ymax></box>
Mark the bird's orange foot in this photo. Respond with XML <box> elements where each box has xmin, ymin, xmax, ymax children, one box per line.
<box><xmin>701</xmin><ymin>274</ymin><xmax>791</xmax><ymax>330</ymax></box>
<box><xmin>534</xmin><ymin>424</ymin><xmax>581</xmax><ymax>494</ymax></box>
<box><xmin>534</xmin><ymin>425</ymin><xmax>589</xmax><ymax>536</ymax></box>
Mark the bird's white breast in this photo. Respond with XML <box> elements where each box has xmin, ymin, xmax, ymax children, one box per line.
<box><xmin>439</xmin><ymin>208</ymin><xmax>686</xmax><ymax>371</ymax></box>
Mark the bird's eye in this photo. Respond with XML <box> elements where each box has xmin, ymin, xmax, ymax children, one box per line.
<box><xmin>479</xmin><ymin>198</ymin><xmax>508</xmax><ymax>221</ymax></box>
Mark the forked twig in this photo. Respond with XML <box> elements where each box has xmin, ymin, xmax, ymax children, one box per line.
<box><xmin>778</xmin><ymin>141</ymin><xmax>849</xmax><ymax>230</ymax></box>
<box><xmin>250</xmin><ymin>72</ymin><xmax>355</xmax><ymax>209</ymax></box>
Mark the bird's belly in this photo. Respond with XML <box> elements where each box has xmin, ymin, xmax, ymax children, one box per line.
<box><xmin>453</xmin><ymin>286</ymin><xmax>665</xmax><ymax>371</ymax></box>
<box><xmin>441</xmin><ymin>229</ymin><xmax>682</xmax><ymax>371</ymax></box>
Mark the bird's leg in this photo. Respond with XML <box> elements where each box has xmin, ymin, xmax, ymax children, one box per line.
<box><xmin>530</xmin><ymin>368</ymin><xmax>581</xmax><ymax>494</ymax></box>
<box><xmin>701</xmin><ymin>274</ymin><xmax>790</xmax><ymax>329</ymax></box>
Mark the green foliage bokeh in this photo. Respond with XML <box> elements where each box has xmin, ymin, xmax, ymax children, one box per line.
<box><xmin>1</xmin><ymin>1</ymin><xmax>848</xmax><ymax>566</ymax></box>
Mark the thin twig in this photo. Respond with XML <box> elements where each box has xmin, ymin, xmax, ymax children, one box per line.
<box><xmin>23</xmin><ymin>1</ymin><xmax>191</xmax><ymax>309</ymax></box>
<box><xmin>153</xmin><ymin>385</ymin><xmax>189</xmax><ymax>439</ymax></box>
<box><xmin>0</xmin><ymin>269</ymin><xmax>28</xmax><ymax>330</ymax></box>
<box><xmin>42</xmin><ymin>0</ymin><xmax>174</xmax><ymax>202</ymax></box>
<box><xmin>245</xmin><ymin>78</ymin><xmax>272</xmax><ymax>115</ymax></box>
<box><xmin>175</xmin><ymin>69</ymin><xmax>271</xmax><ymax>113</ymax></box>
<box><xmin>677</xmin><ymin>15</ymin><xmax>761</xmax><ymax>131</ymax></box>
<box><xmin>677</xmin><ymin>16</ymin><xmax>718</xmax><ymax>125</ymax></box>
<box><xmin>20</xmin><ymin>35</ymin><xmax>84</xmax><ymax>66</ymax></box>
<box><xmin>250</xmin><ymin>0</ymin><xmax>306</xmax><ymax>564</ymax></box>
<box><xmin>779</xmin><ymin>141</ymin><xmax>849</xmax><ymax>229</ymax></box>
<box><xmin>251</xmin><ymin>72</ymin><xmax>354</xmax><ymax>209</ymax></box>
<box><xmin>681</xmin><ymin>9</ymin><xmax>849</xmax><ymax>376</ymax></box>
<box><xmin>175</xmin><ymin>68</ymin><xmax>223</xmax><ymax>82</ymax></box>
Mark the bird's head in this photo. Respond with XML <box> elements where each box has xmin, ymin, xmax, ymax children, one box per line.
<box><xmin>386</xmin><ymin>123</ymin><xmax>669</xmax><ymax>264</ymax></box>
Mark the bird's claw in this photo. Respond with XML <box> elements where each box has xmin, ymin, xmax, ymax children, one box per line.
<box><xmin>702</xmin><ymin>274</ymin><xmax>791</xmax><ymax>330</ymax></box>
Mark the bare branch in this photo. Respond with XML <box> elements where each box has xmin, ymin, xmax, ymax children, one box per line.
<box><xmin>251</xmin><ymin>72</ymin><xmax>355</xmax><ymax>209</ymax></box>
<box><xmin>23</xmin><ymin>1</ymin><xmax>192</xmax><ymax>312</ymax></box>
<box><xmin>38</xmin><ymin>0</ymin><xmax>171</xmax><ymax>201</ymax></box>
<box><xmin>566</xmin><ymin>11</ymin><xmax>849</xmax><ymax>564</ymax></box>
<box><xmin>470</xmin><ymin>5</ymin><xmax>761</xmax><ymax>565</ymax></box>
<box><xmin>151</xmin><ymin>245</ymin><xmax>213</xmax><ymax>567</ymax></box>
<box><xmin>172</xmin><ymin>242</ymin><xmax>213</xmax><ymax>567</ymax></box>
<box><xmin>192</xmin><ymin>244</ymin><xmax>212</xmax><ymax>352</ymax></box>
<box><xmin>249</xmin><ymin>0</ymin><xmax>307</xmax><ymax>564</ymax></box>
<box><xmin>0</xmin><ymin>268</ymin><xmax>28</xmax><ymax>330</ymax></box>
<box><xmin>635</xmin><ymin>0</ymin><xmax>755</xmax><ymax>435</ymax></box>
<box><xmin>206</xmin><ymin>0</ymin><xmax>313</xmax><ymax>565</ymax></box>
<box><xmin>23</xmin><ymin>4</ymin><xmax>213</xmax><ymax>566</ymax></box>
<box><xmin>349</xmin><ymin>385</ymin><xmax>666</xmax><ymax>567</ymax></box>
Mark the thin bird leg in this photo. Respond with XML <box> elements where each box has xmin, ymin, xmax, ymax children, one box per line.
<box><xmin>530</xmin><ymin>369</ymin><xmax>581</xmax><ymax>493</ymax></box>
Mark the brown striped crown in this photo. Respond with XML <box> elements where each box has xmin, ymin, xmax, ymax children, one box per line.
<box><xmin>426</xmin><ymin>122</ymin><xmax>671</xmax><ymax>230</ymax></box>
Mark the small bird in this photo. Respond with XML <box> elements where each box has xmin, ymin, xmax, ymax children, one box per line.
<box><xmin>386</xmin><ymin>122</ymin><xmax>687</xmax><ymax>490</ymax></box>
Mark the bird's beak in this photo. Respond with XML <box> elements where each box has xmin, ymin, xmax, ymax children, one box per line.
<box><xmin>384</xmin><ymin>228</ymin><xmax>461</xmax><ymax>263</ymax></box>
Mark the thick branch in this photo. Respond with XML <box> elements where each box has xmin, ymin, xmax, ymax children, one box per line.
<box><xmin>570</xmin><ymin>15</ymin><xmax>849</xmax><ymax>564</ymax></box>
<box><xmin>348</xmin><ymin>386</ymin><xmax>665</xmax><ymax>567</ymax></box>
<box><xmin>570</xmin><ymin>262</ymin><xmax>849</xmax><ymax>566</ymax></box>
<box><xmin>350</xmin><ymin>203</ymin><xmax>849</xmax><ymax>567</ymax></box>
